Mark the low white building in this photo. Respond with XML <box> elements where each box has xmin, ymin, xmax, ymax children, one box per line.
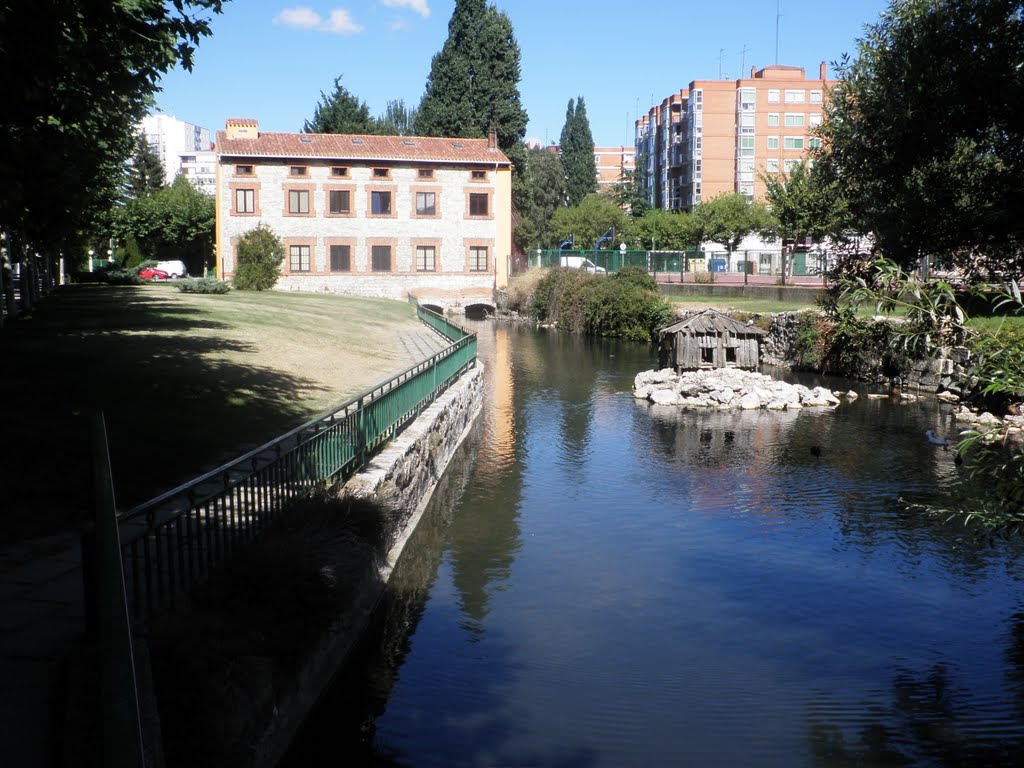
<box><xmin>214</xmin><ymin>119</ymin><xmax>512</xmax><ymax>311</ymax></box>
<box><xmin>178</xmin><ymin>149</ymin><xmax>217</xmax><ymax>195</ymax></box>
<box><xmin>139</xmin><ymin>113</ymin><xmax>213</xmax><ymax>188</ymax></box>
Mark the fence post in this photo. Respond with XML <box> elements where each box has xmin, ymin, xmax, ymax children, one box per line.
<box><xmin>91</xmin><ymin>411</ymin><xmax>146</xmax><ymax>768</ymax></box>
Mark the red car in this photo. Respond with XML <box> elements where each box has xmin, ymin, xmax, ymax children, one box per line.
<box><xmin>138</xmin><ymin>266</ymin><xmax>169</xmax><ymax>280</ymax></box>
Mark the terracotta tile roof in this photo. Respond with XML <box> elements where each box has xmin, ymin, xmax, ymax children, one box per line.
<box><xmin>225</xmin><ymin>118</ymin><xmax>259</xmax><ymax>127</ymax></box>
<box><xmin>216</xmin><ymin>131</ymin><xmax>511</xmax><ymax>166</ymax></box>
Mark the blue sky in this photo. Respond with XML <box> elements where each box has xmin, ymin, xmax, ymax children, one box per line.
<box><xmin>155</xmin><ymin>0</ymin><xmax>891</xmax><ymax>147</ymax></box>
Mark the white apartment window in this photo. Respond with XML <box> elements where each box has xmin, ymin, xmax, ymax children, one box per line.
<box><xmin>739</xmin><ymin>158</ymin><xmax>754</xmax><ymax>172</ymax></box>
<box><xmin>784</xmin><ymin>136</ymin><xmax>805</xmax><ymax>150</ymax></box>
<box><xmin>809</xmin><ymin>114</ymin><xmax>822</xmax><ymax>128</ymax></box>
<box><xmin>784</xmin><ymin>89</ymin><xmax>806</xmax><ymax>104</ymax></box>
<box><xmin>767</xmin><ymin>89</ymin><xmax>780</xmax><ymax>104</ymax></box>
<box><xmin>739</xmin><ymin>88</ymin><xmax>756</xmax><ymax>111</ymax></box>
<box><xmin>693</xmin><ymin>89</ymin><xmax>703</xmax><ymax>108</ymax></box>
<box><xmin>810</xmin><ymin>90</ymin><xmax>823</xmax><ymax>104</ymax></box>
<box><xmin>767</xmin><ymin>113</ymin><xmax>780</xmax><ymax>127</ymax></box>
<box><xmin>740</xmin><ymin>126</ymin><xmax>755</xmax><ymax>136</ymax></box>
<box><xmin>784</xmin><ymin>159</ymin><xmax>801</xmax><ymax>172</ymax></box>
<box><xmin>767</xmin><ymin>136</ymin><xmax>780</xmax><ymax>150</ymax></box>
<box><xmin>766</xmin><ymin>158</ymin><xmax>779</xmax><ymax>173</ymax></box>
<box><xmin>784</xmin><ymin>113</ymin><xmax>805</xmax><ymax>127</ymax></box>
<box><xmin>808</xmin><ymin>137</ymin><xmax>822</xmax><ymax>150</ymax></box>
<box><xmin>739</xmin><ymin>137</ymin><xmax>754</xmax><ymax>149</ymax></box>
<box><xmin>694</xmin><ymin>159</ymin><xmax>702</xmax><ymax>178</ymax></box>
<box><xmin>740</xmin><ymin>113</ymin><xmax>755</xmax><ymax>128</ymax></box>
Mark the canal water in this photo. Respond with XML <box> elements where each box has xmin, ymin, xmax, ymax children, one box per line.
<box><xmin>286</xmin><ymin>321</ymin><xmax>1024</xmax><ymax>767</ymax></box>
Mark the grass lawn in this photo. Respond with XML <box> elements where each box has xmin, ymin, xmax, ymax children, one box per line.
<box><xmin>667</xmin><ymin>295</ymin><xmax>821</xmax><ymax>313</ymax></box>
<box><xmin>0</xmin><ymin>284</ymin><xmax>431</xmax><ymax>545</ymax></box>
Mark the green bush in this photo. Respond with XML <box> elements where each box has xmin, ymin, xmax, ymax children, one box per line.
<box><xmin>233</xmin><ymin>224</ymin><xmax>283</xmax><ymax>291</ymax></box>
<box><xmin>968</xmin><ymin>324</ymin><xmax>1024</xmax><ymax>405</ymax></box>
<box><xmin>177</xmin><ymin>277</ymin><xmax>231</xmax><ymax>294</ymax></box>
<box><xmin>103</xmin><ymin>268</ymin><xmax>143</xmax><ymax>285</ymax></box>
<box><xmin>793</xmin><ymin>313</ymin><xmax>824</xmax><ymax>368</ymax></box>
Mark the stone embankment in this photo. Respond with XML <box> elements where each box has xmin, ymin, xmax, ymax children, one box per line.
<box><xmin>634</xmin><ymin>367</ymin><xmax>843</xmax><ymax>410</ymax></box>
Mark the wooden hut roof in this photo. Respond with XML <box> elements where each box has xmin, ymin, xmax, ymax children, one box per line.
<box><xmin>658</xmin><ymin>309</ymin><xmax>765</xmax><ymax>339</ymax></box>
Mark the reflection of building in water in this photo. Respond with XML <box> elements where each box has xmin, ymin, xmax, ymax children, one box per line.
<box><xmin>474</xmin><ymin>322</ymin><xmax>516</xmax><ymax>480</ymax></box>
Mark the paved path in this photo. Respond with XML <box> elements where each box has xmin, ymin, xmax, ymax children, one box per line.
<box><xmin>0</xmin><ymin>320</ymin><xmax>457</xmax><ymax>766</ymax></box>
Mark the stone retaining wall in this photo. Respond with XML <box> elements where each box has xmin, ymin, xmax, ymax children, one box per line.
<box><xmin>251</xmin><ymin>364</ymin><xmax>484</xmax><ymax>768</ymax></box>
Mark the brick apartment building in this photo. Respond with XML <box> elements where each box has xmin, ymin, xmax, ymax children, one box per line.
<box><xmin>594</xmin><ymin>146</ymin><xmax>636</xmax><ymax>193</ymax></box>
<box><xmin>215</xmin><ymin>119</ymin><xmax>512</xmax><ymax>309</ymax></box>
<box><xmin>636</xmin><ymin>62</ymin><xmax>837</xmax><ymax>211</ymax></box>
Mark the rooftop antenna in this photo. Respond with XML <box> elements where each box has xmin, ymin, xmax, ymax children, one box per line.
<box><xmin>718</xmin><ymin>48</ymin><xmax>725</xmax><ymax>79</ymax></box>
<box><xmin>775</xmin><ymin>0</ymin><xmax>782</xmax><ymax>64</ymax></box>
<box><xmin>740</xmin><ymin>43</ymin><xmax>750</xmax><ymax>76</ymax></box>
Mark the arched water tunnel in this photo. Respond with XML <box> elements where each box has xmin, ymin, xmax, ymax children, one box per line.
<box><xmin>464</xmin><ymin>303</ymin><xmax>494</xmax><ymax>320</ymax></box>
<box><xmin>420</xmin><ymin>303</ymin><xmax>444</xmax><ymax>315</ymax></box>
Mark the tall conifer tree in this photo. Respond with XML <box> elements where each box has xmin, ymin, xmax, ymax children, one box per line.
<box><xmin>560</xmin><ymin>96</ymin><xmax>597</xmax><ymax>207</ymax></box>
<box><xmin>416</xmin><ymin>0</ymin><xmax>529</xmax><ymax>208</ymax></box>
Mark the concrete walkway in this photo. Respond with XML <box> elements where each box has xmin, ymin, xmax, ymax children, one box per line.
<box><xmin>0</xmin><ymin>323</ymin><xmax>457</xmax><ymax>766</ymax></box>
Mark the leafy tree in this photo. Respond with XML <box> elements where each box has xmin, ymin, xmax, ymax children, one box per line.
<box><xmin>515</xmin><ymin>146</ymin><xmax>567</xmax><ymax>250</ymax></box>
<box><xmin>612</xmin><ymin>158</ymin><xmax>650</xmax><ymax>218</ymax></box>
<box><xmin>128</xmin><ymin>135</ymin><xmax>166</xmax><ymax>199</ymax></box>
<box><xmin>626</xmin><ymin>210</ymin><xmax>698</xmax><ymax>251</ymax></box>
<box><xmin>113</xmin><ymin>176</ymin><xmax>215</xmax><ymax>270</ymax></box>
<box><xmin>818</xmin><ymin>0</ymin><xmax>1024</xmax><ymax>281</ymax></box>
<box><xmin>0</xmin><ymin>1</ymin><xmax>225</xmax><ymax>266</ymax></box>
<box><xmin>377</xmin><ymin>99</ymin><xmax>418</xmax><ymax>136</ymax></box>
<box><xmin>560</xmin><ymin>97</ymin><xmax>598</xmax><ymax>207</ymax></box>
<box><xmin>233</xmin><ymin>224</ymin><xmax>284</xmax><ymax>291</ymax></box>
<box><xmin>304</xmin><ymin>76</ymin><xmax>379</xmax><ymax>134</ymax></box>
<box><xmin>549</xmin><ymin>194</ymin><xmax>627</xmax><ymax>249</ymax></box>
<box><xmin>415</xmin><ymin>0</ymin><xmax>529</xmax><ymax>208</ymax></box>
<box><xmin>692</xmin><ymin>193</ymin><xmax>774</xmax><ymax>257</ymax></box>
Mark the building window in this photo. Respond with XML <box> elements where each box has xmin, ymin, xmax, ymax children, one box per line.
<box><xmin>235</xmin><ymin>164</ymin><xmax>254</xmax><ymax>176</ymax></box>
<box><xmin>784</xmin><ymin>113</ymin><xmax>805</xmax><ymax>127</ymax></box>
<box><xmin>372</xmin><ymin>168</ymin><xmax>390</xmax><ymax>178</ymax></box>
<box><xmin>740</xmin><ymin>113</ymin><xmax>755</xmax><ymax>128</ymax></box>
<box><xmin>418</xmin><ymin>168</ymin><xmax>434</xmax><ymax>179</ymax></box>
<box><xmin>331</xmin><ymin>166</ymin><xmax>349</xmax><ymax>177</ymax></box>
<box><xmin>471</xmin><ymin>170</ymin><xmax>488</xmax><ymax>181</ymax></box>
<box><xmin>329</xmin><ymin>190</ymin><xmax>350</xmax><ymax>214</ymax></box>
<box><xmin>766</xmin><ymin>158</ymin><xmax>779</xmax><ymax>173</ymax></box>
<box><xmin>809</xmin><ymin>114</ymin><xmax>822</xmax><ymax>128</ymax></box>
<box><xmin>469</xmin><ymin>246</ymin><xmax>488</xmax><ymax>272</ymax></box>
<box><xmin>235</xmin><ymin>188</ymin><xmax>255</xmax><ymax>213</ymax></box>
<box><xmin>469</xmin><ymin>193</ymin><xmax>488</xmax><ymax>216</ymax></box>
<box><xmin>371</xmin><ymin>191</ymin><xmax>392</xmax><ymax>215</ymax></box>
<box><xmin>416</xmin><ymin>191</ymin><xmax>436</xmax><ymax>216</ymax></box>
<box><xmin>290</xmin><ymin>166</ymin><xmax>308</xmax><ymax>176</ymax></box>
<box><xmin>784</xmin><ymin>159</ymin><xmax>801</xmax><ymax>172</ymax></box>
<box><xmin>784</xmin><ymin>89</ymin><xmax>805</xmax><ymax>104</ymax></box>
<box><xmin>810</xmin><ymin>90</ymin><xmax>823</xmax><ymax>104</ymax></box>
<box><xmin>767</xmin><ymin>136</ymin><xmax>780</xmax><ymax>150</ymax></box>
<box><xmin>767</xmin><ymin>89</ymin><xmax>780</xmax><ymax>104</ymax></box>
<box><xmin>767</xmin><ymin>113</ymin><xmax>780</xmax><ymax>127</ymax></box>
<box><xmin>808</xmin><ymin>137</ymin><xmax>822</xmax><ymax>150</ymax></box>
<box><xmin>288</xmin><ymin>189</ymin><xmax>309</xmax><ymax>214</ymax></box>
<box><xmin>371</xmin><ymin>245</ymin><xmax>391</xmax><ymax>272</ymax></box>
<box><xmin>329</xmin><ymin>245</ymin><xmax>350</xmax><ymax>272</ymax></box>
<box><xmin>289</xmin><ymin>245</ymin><xmax>310</xmax><ymax>272</ymax></box>
<box><xmin>416</xmin><ymin>246</ymin><xmax>436</xmax><ymax>272</ymax></box>
<box><xmin>739</xmin><ymin>88</ymin><xmax>756</xmax><ymax>111</ymax></box>
<box><xmin>784</xmin><ymin>136</ymin><xmax>805</xmax><ymax>150</ymax></box>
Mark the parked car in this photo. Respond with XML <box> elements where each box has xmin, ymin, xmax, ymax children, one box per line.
<box><xmin>155</xmin><ymin>260</ymin><xmax>188</xmax><ymax>279</ymax></box>
<box><xmin>138</xmin><ymin>266</ymin><xmax>169</xmax><ymax>280</ymax></box>
<box><xmin>559</xmin><ymin>255</ymin><xmax>606</xmax><ymax>273</ymax></box>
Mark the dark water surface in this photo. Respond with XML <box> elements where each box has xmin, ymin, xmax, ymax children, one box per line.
<box><xmin>286</xmin><ymin>322</ymin><xmax>1024</xmax><ymax>768</ymax></box>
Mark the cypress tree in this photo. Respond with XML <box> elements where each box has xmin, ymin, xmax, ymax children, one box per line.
<box><xmin>303</xmin><ymin>76</ymin><xmax>379</xmax><ymax>134</ymax></box>
<box><xmin>560</xmin><ymin>96</ymin><xmax>597</xmax><ymax>207</ymax></box>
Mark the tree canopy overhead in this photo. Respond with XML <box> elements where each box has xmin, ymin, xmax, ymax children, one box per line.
<box><xmin>0</xmin><ymin>0</ymin><xmax>226</xmax><ymax>258</ymax></box>
<box><xmin>560</xmin><ymin>97</ymin><xmax>598</xmax><ymax>207</ymax></box>
<box><xmin>819</xmin><ymin>0</ymin><xmax>1024</xmax><ymax>280</ymax></box>
<box><xmin>303</xmin><ymin>76</ymin><xmax>380</xmax><ymax>135</ymax></box>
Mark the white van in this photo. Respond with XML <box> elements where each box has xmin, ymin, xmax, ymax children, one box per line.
<box><xmin>559</xmin><ymin>256</ymin><xmax>606</xmax><ymax>273</ymax></box>
<box><xmin>155</xmin><ymin>260</ymin><xmax>188</xmax><ymax>278</ymax></box>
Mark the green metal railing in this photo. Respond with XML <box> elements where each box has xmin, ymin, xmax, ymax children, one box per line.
<box><xmin>110</xmin><ymin>305</ymin><xmax>476</xmax><ymax>622</ymax></box>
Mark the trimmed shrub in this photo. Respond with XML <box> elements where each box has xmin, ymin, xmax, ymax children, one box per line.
<box><xmin>177</xmin><ymin>277</ymin><xmax>231</xmax><ymax>294</ymax></box>
<box><xmin>103</xmin><ymin>268</ymin><xmax>143</xmax><ymax>285</ymax></box>
<box><xmin>233</xmin><ymin>223</ymin><xmax>283</xmax><ymax>291</ymax></box>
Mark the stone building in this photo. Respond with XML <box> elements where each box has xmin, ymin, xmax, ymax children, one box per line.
<box><xmin>215</xmin><ymin>118</ymin><xmax>512</xmax><ymax>312</ymax></box>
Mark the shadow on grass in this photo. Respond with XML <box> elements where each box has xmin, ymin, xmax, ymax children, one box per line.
<box><xmin>0</xmin><ymin>285</ymin><xmax>328</xmax><ymax>546</ymax></box>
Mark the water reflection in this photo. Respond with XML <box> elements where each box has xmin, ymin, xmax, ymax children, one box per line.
<box><xmin>287</xmin><ymin>321</ymin><xmax>1024</xmax><ymax>767</ymax></box>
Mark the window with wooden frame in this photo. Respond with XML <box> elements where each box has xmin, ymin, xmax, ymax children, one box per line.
<box><xmin>469</xmin><ymin>193</ymin><xmax>488</xmax><ymax>217</ymax></box>
<box><xmin>371</xmin><ymin>191</ymin><xmax>392</xmax><ymax>215</ymax></box>
<box><xmin>235</xmin><ymin>164</ymin><xmax>254</xmax><ymax>176</ymax></box>
<box><xmin>372</xmin><ymin>167</ymin><xmax>391</xmax><ymax>179</ymax></box>
<box><xmin>288</xmin><ymin>189</ymin><xmax>310</xmax><ymax>214</ymax></box>
<box><xmin>417</xmin><ymin>168</ymin><xmax>434</xmax><ymax>179</ymax></box>
<box><xmin>471</xmin><ymin>169</ymin><xmax>487</xmax><ymax>181</ymax></box>
<box><xmin>289</xmin><ymin>244</ymin><xmax>310</xmax><ymax>272</ymax></box>
<box><xmin>416</xmin><ymin>245</ymin><xmax>436</xmax><ymax>272</ymax></box>
<box><xmin>329</xmin><ymin>190</ymin><xmax>350</xmax><ymax>214</ymax></box>
<box><xmin>416</xmin><ymin>191</ymin><xmax>436</xmax><ymax>216</ymax></box>
<box><xmin>235</xmin><ymin>188</ymin><xmax>255</xmax><ymax>213</ymax></box>
<box><xmin>469</xmin><ymin>246</ymin><xmax>488</xmax><ymax>272</ymax></box>
<box><xmin>289</xmin><ymin>165</ymin><xmax>308</xmax><ymax>176</ymax></box>
<box><xmin>371</xmin><ymin>245</ymin><xmax>391</xmax><ymax>272</ymax></box>
<box><xmin>330</xmin><ymin>166</ymin><xmax>349</xmax><ymax>177</ymax></box>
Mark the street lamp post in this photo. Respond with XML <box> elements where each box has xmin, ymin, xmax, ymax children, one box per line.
<box><xmin>88</xmin><ymin>249</ymin><xmax>94</xmax><ymax>273</ymax></box>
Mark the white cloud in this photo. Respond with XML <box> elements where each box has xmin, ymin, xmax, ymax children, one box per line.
<box><xmin>388</xmin><ymin>17</ymin><xmax>410</xmax><ymax>31</ymax></box>
<box><xmin>274</xmin><ymin>6</ymin><xmax>322</xmax><ymax>29</ymax></box>
<box><xmin>380</xmin><ymin>0</ymin><xmax>430</xmax><ymax>18</ymax></box>
<box><xmin>274</xmin><ymin>6</ymin><xmax>364</xmax><ymax>35</ymax></box>
<box><xmin>324</xmin><ymin>9</ymin><xmax>364</xmax><ymax>34</ymax></box>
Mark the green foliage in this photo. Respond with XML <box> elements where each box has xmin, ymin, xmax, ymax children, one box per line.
<box><xmin>549</xmin><ymin>195</ymin><xmax>627</xmax><ymax>249</ymax></box>
<box><xmin>113</xmin><ymin>175</ymin><xmax>215</xmax><ymax>267</ymax></box>
<box><xmin>793</xmin><ymin>314</ymin><xmax>825</xmax><ymax>369</ymax></box>
<box><xmin>625</xmin><ymin>209</ymin><xmax>699</xmax><ymax>251</ymax></box>
<box><xmin>761</xmin><ymin>159</ymin><xmax>848</xmax><ymax>247</ymax></box>
<box><xmin>515</xmin><ymin>146</ymin><xmax>567</xmax><ymax>250</ymax></box>
<box><xmin>103</xmin><ymin>268</ymin><xmax>144</xmax><ymax>286</ymax></box>
<box><xmin>818</xmin><ymin>309</ymin><xmax>916</xmax><ymax>381</ymax></box>
<box><xmin>416</xmin><ymin>0</ymin><xmax>528</xmax><ymax>208</ymax></box>
<box><xmin>819</xmin><ymin>0</ymin><xmax>1024</xmax><ymax>279</ymax></box>
<box><xmin>177</xmin><ymin>277</ymin><xmax>231</xmax><ymax>295</ymax></box>
<box><xmin>303</xmin><ymin>75</ymin><xmax>381</xmax><ymax>134</ymax></box>
<box><xmin>376</xmin><ymin>99</ymin><xmax>418</xmax><ymax>135</ymax></box>
<box><xmin>0</xmin><ymin>1</ymin><xmax>224</xmax><ymax>258</ymax></box>
<box><xmin>233</xmin><ymin>224</ymin><xmax>283</xmax><ymax>291</ymax></box>
<box><xmin>530</xmin><ymin>268</ymin><xmax>671</xmax><ymax>343</ymax></box>
<box><xmin>693</xmin><ymin>193</ymin><xmax>775</xmax><ymax>254</ymax></box>
<box><xmin>967</xmin><ymin>323</ymin><xmax>1024</xmax><ymax>405</ymax></box>
<box><xmin>612</xmin><ymin>154</ymin><xmax>650</xmax><ymax>218</ymax></box>
<box><xmin>127</xmin><ymin>134</ymin><xmax>165</xmax><ymax>198</ymax></box>
<box><xmin>560</xmin><ymin>97</ymin><xmax>598</xmax><ymax>207</ymax></box>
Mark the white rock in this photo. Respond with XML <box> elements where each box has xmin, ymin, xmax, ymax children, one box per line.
<box><xmin>650</xmin><ymin>389</ymin><xmax>683</xmax><ymax>406</ymax></box>
<box><xmin>845</xmin><ymin>390</ymin><xmax>859</xmax><ymax>400</ymax></box>
<box><xmin>739</xmin><ymin>392</ymin><xmax>762</xmax><ymax>410</ymax></box>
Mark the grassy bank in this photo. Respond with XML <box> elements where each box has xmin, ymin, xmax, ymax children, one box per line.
<box><xmin>0</xmin><ymin>284</ymin><xmax>428</xmax><ymax>544</ymax></box>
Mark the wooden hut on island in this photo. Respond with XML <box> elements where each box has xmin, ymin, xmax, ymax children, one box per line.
<box><xmin>658</xmin><ymin>310</ymin><xmax>764</xmax><ymax>372</ymax></box>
